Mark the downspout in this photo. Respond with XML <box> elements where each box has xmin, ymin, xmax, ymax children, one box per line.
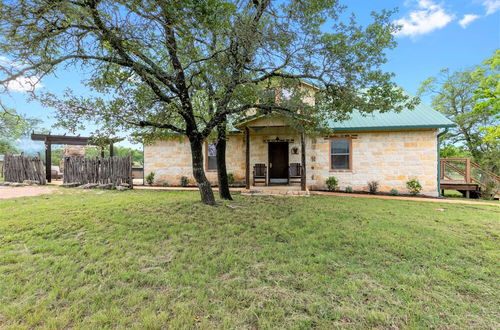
<box><xmin>437</xmin><ymin>128</ymin><xmax>449</xmax><ymax>197</ymax></box>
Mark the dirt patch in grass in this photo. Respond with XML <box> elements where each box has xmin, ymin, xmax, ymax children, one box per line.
<box><xmin>0</xmin><ymin>186</ymin><xmax>59</xmax><ymax>199</ymax></box>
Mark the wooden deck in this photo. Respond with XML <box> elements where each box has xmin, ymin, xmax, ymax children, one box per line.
<box><xmin>440</xmin><ymin>158</ymin><xmax>499</xmax><ymax>199</ymax></box>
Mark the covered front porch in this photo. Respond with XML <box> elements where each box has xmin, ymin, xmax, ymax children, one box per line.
<box><xmin>236</xmin><ymin>114</ymin><xmax>308</xmax><ymax>191</ymax></box>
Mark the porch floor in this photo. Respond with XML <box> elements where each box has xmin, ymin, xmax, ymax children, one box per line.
<box><xmin>242</xmin><ymin>184</ymin><xmax>309</xmax><ymax>196</ymax></box>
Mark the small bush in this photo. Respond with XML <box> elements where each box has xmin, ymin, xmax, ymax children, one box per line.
<box><xmin>345</xmin><ymin>186</ymin><xmax>353</xmax><ymax>193</ymax></box>
<box><xmin>326</xmin><ymin>176</ymin><xmax>338</xmax><ymax>192</ymax></box>
<box><xmin>390</xmin><ymin>188</ymin><xmax>399</xmax><ymax>196</ymax></box>
<box><xmin>146</xmin><ymin>172</ymin><xmax>155</xmax><ymax>185</ymax></box>
<box><xmin>180</xmin><ymin>176</ymin><xmax>189</xmax><ymax>187</ymax></box>
<box><xmin>480</xmin><ymin>181</ymin><xmax>497</xmax><ymax>200</ymax></box>
<box><xmin>162</xmin><ymin>182</ymin><xmax>169</xmax><ymax>187</ymax></box>
<box><xmin>367</xmin><ymin>181</ymin><xmax>379</xmax><ymax>194</ymax></box>
<box><xmin>227</xmin><ymin>173</ymin><xmax>235</xmax><ymax>185</ymax></box>
<box><xmin>406</xmin><ymin>178</ymin><xmax>422</xmax><ymax>195</ymax></box>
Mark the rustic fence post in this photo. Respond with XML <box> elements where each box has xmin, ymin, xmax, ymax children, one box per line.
<box><xmin>3</xmin><ymin>153</ymin><xmax>47</xmax><ymax>184</ymax></box>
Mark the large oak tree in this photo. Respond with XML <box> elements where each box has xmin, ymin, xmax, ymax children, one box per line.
<box><xmin>0</xmin><ymin>0</ymin><xmax>415</xmax><ymax>204</ymax></box>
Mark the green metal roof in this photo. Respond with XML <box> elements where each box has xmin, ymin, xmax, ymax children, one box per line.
<box><xmin>327</xmin><ymin>102</ymin><xmax>455</xmax><ymax>131</ymax></box>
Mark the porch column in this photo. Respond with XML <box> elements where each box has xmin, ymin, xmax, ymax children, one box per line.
<box><xmin>45</xmin><ymin>137</ymin><xmax>52</xmax><ymax>183</ymax></box>
<box><xmin>245</xmin><ymin>127</ymin><xmax>250</xmax><ymax>189</ymax></box>
<box><xmin>300</xmin><ymin>132</ymin><xmax>306</xmax><ymax>191</ymax></box>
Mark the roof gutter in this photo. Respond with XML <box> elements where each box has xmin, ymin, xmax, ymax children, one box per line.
<box><xmin>330</xmin><ymin>124</ymin><xmax>456</xmax><ymax>131</ymax></box>
<box><xmin>436</xmin><ymin>128</ymin><xmax>449</xmax><ymax>197</ymax></box>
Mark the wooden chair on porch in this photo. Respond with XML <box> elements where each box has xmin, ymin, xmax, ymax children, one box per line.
<box><xmin>253</xmin><ymin>163</ymin><xmax>267</xmax><ymax>186</ymax></box>
<box><xmin>288</xmin><ymin>163</ymin><xmax>302</xmax><ymax>184</ymax></box>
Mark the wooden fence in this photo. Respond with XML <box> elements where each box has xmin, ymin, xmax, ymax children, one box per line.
<box><xmin>63</xmin><ymin>156</ymin><xmax>133</xmax><ymax>187</ymax></box>
<box><xmin>3</xmin><ymin>153</ymin><xmax>46</xmax><ymax>184</ymax></box>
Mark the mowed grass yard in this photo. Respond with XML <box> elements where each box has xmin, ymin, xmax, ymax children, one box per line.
<box><xmin>0</xmin><ymin>190</ymin><xmax>498</xmax><ymax>329</ymax></box>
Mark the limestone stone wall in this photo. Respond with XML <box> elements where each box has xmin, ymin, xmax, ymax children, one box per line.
<box><xmin>144</xmin><ymin>136</ymin><xmax>245</xmax><ymax>186</ymax></box>
<box><xmin>144</xmin><ymin>129</ymin><xmax>439</xmax><ymax>196</ymax></box>
<box><xmin>248</xmin><ymin>127</ymin><xmax>302</xmax><ymax>183</ymax></box>
<box><xmin>308</xmin><ymin>130</ymin><xmax>439</xmax><ymax>196</ymax></box>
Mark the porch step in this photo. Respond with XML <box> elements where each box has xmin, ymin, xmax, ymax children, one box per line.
<box><xmin>241</xmin><ymin>188</ymin><xmax>310</xmax><ymax>197</ymax></box>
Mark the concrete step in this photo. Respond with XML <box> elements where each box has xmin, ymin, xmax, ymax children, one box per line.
<box><xmin>241</xmin><ymin>189</ymin><xmax>310</xmax><ymax>196</ymax></box>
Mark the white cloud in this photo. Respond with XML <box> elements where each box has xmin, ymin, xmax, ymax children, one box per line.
<box><xmin>459</xmin><ymin>14</ymin><xmax>480</xmax><ymax>28</ymax></box>
<box><xmin>0</xmin><ymin>56</ymin><xmax>43</xmax><ymax>92</ymax></box>
<box><xmin>5</xmin><ymin>76</ymin><xmax>44</xmax><ymax>92</ymax></box>
<box><xmin>483</xmin><ymin>0</ymin><xmax>500</xmax><ymax>15</ymax></box>
<box><xmin>0</xmin><ymin>56</ymin><xmax>22</xmax><ymax>68</ymax></box>
<box><xmin>395</xmin><ymin>0</ymin><xmax>455</xmax><ymax>38</ymax></box>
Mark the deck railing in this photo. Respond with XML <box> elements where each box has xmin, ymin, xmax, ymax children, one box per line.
<box><xmin>440</xmin><ymin>158</ymin><xmax>500</xmax><ymax>188</ymax></box>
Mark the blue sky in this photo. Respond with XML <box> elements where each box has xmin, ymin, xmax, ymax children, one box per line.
<box><xmin>1</xmin><ymin>0</ymin><xmax>499</xmax><ymax>151</ymax></box>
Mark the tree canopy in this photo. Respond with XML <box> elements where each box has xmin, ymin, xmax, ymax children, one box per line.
<box><xmin>419</xmin><ymin>51</ymin><xmax>499</xmax><ymax>173</ymax></box>
<box><xmin>0</xmin><ymin>103</ymin><xmax>40</xmax><ymax>154</ymax></box>
<box><xmin>0</xmin><ymin>0</ymin><xmax>417</xmax><ymax>204</ymax></box>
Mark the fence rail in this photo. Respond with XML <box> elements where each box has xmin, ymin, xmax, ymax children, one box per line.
<box><xmin>440</xmin><ymin>158</ymin><xmax>499</xmax><ymax>198</ymax></box>
<box><xmin>440</xmin><ymin>158</ymin><xmax>499</xmax><ymax>187</ymax></box>
<box><xmin>3</xmin><ymin>153</ymin><xmax>46</xmax><ymax>184</ymax></box>
<box><xmin>63</xmin><ymin>156</ymin><xmax>133</xmax><ymax>187</ymax></box>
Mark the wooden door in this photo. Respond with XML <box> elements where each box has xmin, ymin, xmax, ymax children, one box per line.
<box><xmin>268</xmin><ymin>142</ymin><xmax>288</xmax><ymax>182</ymax></box>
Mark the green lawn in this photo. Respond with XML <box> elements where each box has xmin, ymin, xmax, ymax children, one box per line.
<box><xmin>0</xmin><ymin>190</ymin><xmax>498</xmax><ymax>329</ymax></box>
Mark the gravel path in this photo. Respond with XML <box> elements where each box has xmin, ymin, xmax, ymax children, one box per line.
<box><xmin>0</xmin><ymin>186</ymin><xmax>58</xmax><ymax>199</ymax></box>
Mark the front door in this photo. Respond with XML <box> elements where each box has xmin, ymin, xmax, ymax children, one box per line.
<box><xmin>268</xmin><ymin>142</ymin><xmax>289</xmax><ymax>184</ymax></box>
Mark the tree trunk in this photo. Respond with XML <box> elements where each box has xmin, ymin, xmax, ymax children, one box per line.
<box><xmin>189</xmin><ymin>136</ymin><xmax>216</xmax><ymax>205</ymax></box>
<box><xmin>216</xmin><ymin>119</ymin><xmax>232</xmax><ymax>200</ymax></box>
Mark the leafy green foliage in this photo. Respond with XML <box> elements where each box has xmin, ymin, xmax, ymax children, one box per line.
<box><xmin>326</xmin><ymin>176</ymin><xmax>338</xmax><ymax>191</ymax></box>
<box><xmin>439</xmin><ymin>144</ymin><xmax>471</xmax><ymax>159</ymax></box>
<box><xmin>87</xmin><ymin>146</ymin><xmax>143</xmax><ymax>166</ymax></box>
<box><xmin>227</xmin><ymin>173</ymin><xmax>235</xmax><ymax>185</ymax></box>
<box><xmin>49</xmin><ymin>145</ymin><xmax>143</xmax><ymax>167</ymax></box>
<box><xmin>0</xmin><ymin>104</ymin><xmax>40</xmax><ymax>154</ymax></box>
<box><xmin>479</xmin><ymin>181</ymin><xmax>499</xmax><ymax>201</ymax></box>
<box><xmin>367</xmin><ymin>181</ymin><xmax>379</xmax><ymax>194</ymax></box>
<box><xmin>390</xmin><ymin>189</ymin><xmax>399</xmax><ymax>196</ymax></box>
<box><xmin>345</xmin><ymin>186</ymin><xmax>353</xmax><ymax>193</ymax></box>
<box><xmin>146</xmin><ymin>172</ymin><xmax>155</xmax><ymax>185</ymax></box>
<box><xmin>406</xmin><ymin>178</ymin><xmax>422</xmax><ymax>196</ymax></box>
<box><xmin>180</xmin><ymin>176</ymin><xmax>189</xmax><ymax>187</ymax></box>
<box><xmin>472</xmin><ymin>50</ymin><xmax>499</xmax><ymax>123</ymax></box>
<box><xmin>419</xmin><ymin>51</ymin><xmax>499</xmax><ymax>174</ymax></box>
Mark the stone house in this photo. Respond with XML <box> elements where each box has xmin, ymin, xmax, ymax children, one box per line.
<box><xmin>144</xmin><ymin>84</ymin><xmax>454</xmax><ymax>196</ymax></box>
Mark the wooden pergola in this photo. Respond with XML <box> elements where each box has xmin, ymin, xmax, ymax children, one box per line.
<box><xmin>31</xmin><ymin>133</ymin><xmax>120</xmax><ymax>183</ymax></box>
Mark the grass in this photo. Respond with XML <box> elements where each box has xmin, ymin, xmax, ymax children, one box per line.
<box><xmin>443</xmin><ymin>189</ymin><xmax>499</xmax><ymax>203</ymax></box>
<box><xmin>0</xmin><ymin>190</ymin><xmax>499</xmax><ymax>329</ymax></box>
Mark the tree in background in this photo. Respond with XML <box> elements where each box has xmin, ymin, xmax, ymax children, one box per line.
<box><xmin>0</xmin><ymin>103</ymin><xmax>40</xmax><ymax>154</ymax></box>
<box><xmin>85</xmin><ymin>146</ymin><xmax>143</xmax><ymax>166</ymax></box>
<box><xmin>0</xmin><ymin>0</ymin><xmax>416</xmax><ymax>204</ymax></box>
<box><xmin>50</xmin><ymin>146</ymin><xmax>143</xmax><ymax>167</ymax></box>
<box><xmin>419</xmin><ymin>51</ymin><xmax>499</xmax><ymax>173</ymax></box>
<box><xmin>472</xmin><ymin>50</ymin><xmax>499</xmax><ymax>151</ymax></box>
